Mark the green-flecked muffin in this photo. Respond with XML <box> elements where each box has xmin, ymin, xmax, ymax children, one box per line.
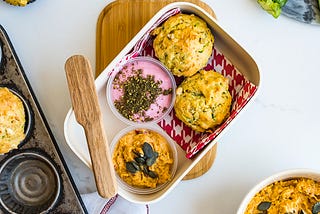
<box><xmin>174</xmin><ymin>70</ymin><xmax>232</xmax><ymax>132</ymax></box>
<box><xmin>0</xmin><ymin>87</ymin><xmax>25</xmax><ymax>154</ymax></box>
<box><xmin>3</xmin><ymin>0</ymin><xmax>35</xmax><ymax>6</ymax></box>
<box><xmin>152</xmin><ymin>13</ymin><xmax>214</xmax><ymax>77</ymax></box>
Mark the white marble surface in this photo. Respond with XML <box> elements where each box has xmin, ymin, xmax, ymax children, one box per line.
<box><xmin>1</xmin><ymin>0</ymin><xmax>320</xmax><ymax>213</ymax></box>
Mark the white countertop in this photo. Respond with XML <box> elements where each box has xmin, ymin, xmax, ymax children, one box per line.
<box><xmin>1</xmin><ymin>0</ymin><xmax>320</xmax><ymax>213</ymax></box>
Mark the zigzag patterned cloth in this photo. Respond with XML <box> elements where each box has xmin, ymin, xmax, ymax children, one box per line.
<box><xmin>81</xmin><ymin>192</ymin><xmax>149</xmax><ymax>214</ymax></box>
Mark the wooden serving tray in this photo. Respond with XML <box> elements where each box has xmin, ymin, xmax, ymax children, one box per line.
<box><xmin>96</xmin><ymin>0</ymin><xmax>217</xmax><ymax>180</ymax></box>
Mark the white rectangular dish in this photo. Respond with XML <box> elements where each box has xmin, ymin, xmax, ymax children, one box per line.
<box><xmin>64</xmin><ymin>2</ymin><xmax>260</xmax><ymax>204</ymax></box>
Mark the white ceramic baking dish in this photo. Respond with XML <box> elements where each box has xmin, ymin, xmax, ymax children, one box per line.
<box><xmin>237</xmin><ymin>168</ymin><xmax>320</xmax><ymax>213</ymax></box>
<box><xmin>64</xmin><ymin>2</ymin><xmax>260</xmax><ymax>204</ymax></box>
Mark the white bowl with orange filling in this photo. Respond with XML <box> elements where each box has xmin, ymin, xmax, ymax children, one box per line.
<box><xmin>237</xmin><ymin>169</ymin><xmax>320</xmax><ymax>214</ymax></box>
<box><xmin>111</xmin><ymin>125</ymin><xmax>178</xmax><ymax>195</ymax></box>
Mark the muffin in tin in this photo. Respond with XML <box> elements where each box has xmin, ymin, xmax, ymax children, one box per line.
<box><xmin>3</xmin><ymin>0</ymin><xmax>36</xmax><ymax>6</ymax></box>
<box><xmin>174</xmin><ymin>70</ymin><xmax>232</xmax><ymax>132</ymax></box>
<box><xmin>0</xmin><ymin>87</ymin><xmax>27</xmax><ymax>154</ymax></box>
<box><xmin>152</xmin><ymin>13</ymin><xmax>214</xmax><ymax>77</ymax></box>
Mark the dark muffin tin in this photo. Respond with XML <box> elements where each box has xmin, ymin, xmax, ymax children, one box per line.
<box><xmin>0</xmin><ymin>149</ymin><xmax>61</xmax><ymax>213</ymax></box>
<box><xmin>0</xmin><ymin>25</ymin><xmax>87</xmax><ymax>213</ymax></box>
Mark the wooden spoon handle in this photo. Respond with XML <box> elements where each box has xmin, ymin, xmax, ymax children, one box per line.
<box><xmin>83</xmin><ymin>119</ymin><xmax>117</xmax><ymax>198</ymax></box>
<box><xmin>65</xmin><ymin>55</ymin><xmax>117</xmax><ymax>198</ymax></box>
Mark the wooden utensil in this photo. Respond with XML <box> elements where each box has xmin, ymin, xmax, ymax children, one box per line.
<box><xmin>65</xmin><ymin>55</ymin><xmax>117</xmax><ymax>198</ymax></box>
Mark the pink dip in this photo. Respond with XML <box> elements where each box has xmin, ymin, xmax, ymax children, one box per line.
<box><xmin>110</xmin><ymin>57</ymin><xmax>175</xmax><ymax>123</ymax></box>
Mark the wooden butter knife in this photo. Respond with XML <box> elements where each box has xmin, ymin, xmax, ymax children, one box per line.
<box><xmin>65</xmin><ymin>55</ymin><xmax>117</xmax><ymax>198</ymax></box>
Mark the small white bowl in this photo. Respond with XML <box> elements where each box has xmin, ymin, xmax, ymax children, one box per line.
<box><xmin>106</xmin><ymin>56</ymin><xmax>176</xmax><ymax>126</ymax></box>
<box><xmin>110</xmin><ymin>125</ymin><xmax>178</xmax><ymax>195</ymax></box>
<box><xmin>237</xmin><ymin>168</ymin><xmax>320</xmax><ymax>214</ymax></box>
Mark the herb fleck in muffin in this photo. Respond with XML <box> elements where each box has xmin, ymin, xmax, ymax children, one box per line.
<box><xmin>152</xmin><ymin>13</ymin><xmax>214</xmax><ymax>77</ymax></box>
<box><xmin>174</xmin><ymin>70</ymin><xmax>232</xmax><ymax>132</ymax></box>
<box><xmin>0</xmin><ymin>87</ymin><xmax>26</xmax><ymax>154</ymax></box>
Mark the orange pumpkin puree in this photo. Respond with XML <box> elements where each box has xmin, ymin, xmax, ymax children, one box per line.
<box><xmin>245</xmin><ymin>177</ymin><xmax>320</xmax><ymax>214</ymax></box>
<box><xmin>112</xmin><ymin>129</ymin><xmax>174</xmax><ymax>189</ymax></box>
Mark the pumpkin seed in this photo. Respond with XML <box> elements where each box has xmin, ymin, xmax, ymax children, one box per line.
<box><xmin>142</xmin><ymin>165</ymin><xmax>149</xmax><ymax>175</ymax></box>
<box><xmin>143</xmin><ymin>142</ymin><xmax>154</xmax><ymax>158</ymax></box>
<box><xmin>146</xmin><ymin>156</ymin><xmax>157</xmax><ymax>166</ymax></box>
<box><xmin>257</xmin><ymin>201</ymin><xmax>271</xmax><ymax>211</ymax></box>
<box><xmin>134</xmin><ymin>157</ymin><xmax>146</xmax><ymax>164</ymax></box>
<box><xmin>313</xmin><ymin>202</ymin><xmax>320</xmax><ymax>214</ymax></box>
<box><xmin>132</xmin><ymin>161</ymin><xmax>140</xmax><ymax>170</ymax></box>
<box><xmin>126</xmin><ymin>162</ymin><xmax>138</xmax><ymax>173</ymax></box>
<box><xmin>125</xmin><ymin>142</ymin><xmax>159</xmax><ymax>179</ymax></box>
<box><xmin>147</xmin><ymin>170</ymin><xmax>158</xmax><ymax>179</ymax></box>
<box><xmin>153</xmin><ymin>151</ymin><xmax>159</xmax><ymax>158</ymax></box>
<box><xmin>133</xmin><ymin>150</ymin><xmax>144</xmax><ymax>158</ymax></box>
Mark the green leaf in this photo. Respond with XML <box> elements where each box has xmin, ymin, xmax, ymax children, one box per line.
<box><xmin>274</xmin><ymin>0</ymin><xmax>288</xmax><ymax>7</ymax></box>
<box><xmin>257</xmin><ymin>0</ymin><xmax>288</xmax><ymax>18</ymax></box>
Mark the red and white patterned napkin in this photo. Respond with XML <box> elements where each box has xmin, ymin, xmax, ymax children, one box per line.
<box><xmin>81</xmin><ymin>192</ymin><xmax>149</xmax><ymax>214</ymax></box>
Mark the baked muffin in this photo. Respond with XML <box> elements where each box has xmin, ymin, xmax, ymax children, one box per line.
<box><xmin>3</xmin><ymin>0</ymin><xmax>35</xmax><ymax>6</ymax></box>
<box><xmin>152</xmin><ymin>13</ymin><xmax>214</xmax><ymax>77</ymax></box>
<box><xmin>174</xmin><ymin>70</ymin><xmax>232</xmax><ymax>132</ymax></box>
<box><xmin>0</xmin><ymin>87</ymin><xmax>26</xmax><ymax>154</ymax></box>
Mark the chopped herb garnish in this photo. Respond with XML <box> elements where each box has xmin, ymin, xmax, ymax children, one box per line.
<box><xmin>113</xmin><ymin>66</ymin><xmax>172</xmax><ymax>122</ymax></box>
